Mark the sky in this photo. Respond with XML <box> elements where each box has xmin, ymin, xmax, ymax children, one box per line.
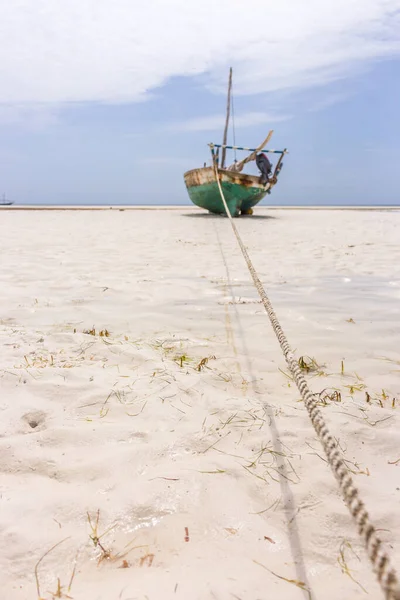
<box><xmin>0</xmin><ymin>0</ymin><xmax>400</xmax><ymax>206</ymax></box>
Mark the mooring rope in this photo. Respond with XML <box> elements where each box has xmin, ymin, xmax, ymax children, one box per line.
<box><xmin>212</xmin><ymin>164</ymin><xmax>400</xmax><ymax>600</ymax></box>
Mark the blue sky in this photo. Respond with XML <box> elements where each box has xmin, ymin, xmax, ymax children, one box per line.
<box><xmin>1</xmin><ymin>1</ymin><xmax>400</xmax><ymax>206</ymax></box>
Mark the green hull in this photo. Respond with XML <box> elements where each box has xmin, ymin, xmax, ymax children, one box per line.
<box><xmin>184</xmin><ymin>167</ymin><xmax>271</xmax><ymax>216</ymax></box>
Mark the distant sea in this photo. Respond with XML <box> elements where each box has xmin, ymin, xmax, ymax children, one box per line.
<box><xmin>5</xmin><ymin>201</ymin><xmax>400</xmax><ymax>208</ymax></box>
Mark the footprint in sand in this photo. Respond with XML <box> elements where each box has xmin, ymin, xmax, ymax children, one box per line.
<box><xmin>21</xmin><ymin>410</ymin><xmax>47</xmax><ymax>431</ymax></box>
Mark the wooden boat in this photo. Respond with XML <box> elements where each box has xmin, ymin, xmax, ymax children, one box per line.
<box><xmin>0</xmin><ymin>193</ymin><xmax>13</xmax><ymax>206</ymax></box>
<box><xmin>184</xmin><ymin>166</ymin><xmax>274</xmax><ymax>217</ymax></box>
<box><xmin>183</xmin><ymin>69</ymin><xmax>287</xmax><ymax>216</ymax></box>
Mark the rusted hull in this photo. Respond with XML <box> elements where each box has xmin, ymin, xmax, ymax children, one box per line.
<box><xmin>183</xmin><ymin>167</ymin><xmax>271</xmax><ymax>216</ymax></box>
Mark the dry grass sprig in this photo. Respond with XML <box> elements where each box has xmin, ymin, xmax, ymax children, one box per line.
<box><xmin>253</xmin><ymin>560</ymin><xmax>311</xmax><ymax>598</ymax></box>
<box><xmin>337</xmin><ymin>539</ymin><xmax>367</xmax><ymax>593</ymax></box>
<box><xmin>34</xmin><ymin>538</ymin><xmax>71</xmax><ymax>600</ymax></box>
<box><xmin>298</xmin><ymin>355</ymin><xmax>323</xmax><ymax>374</ymax></box>
<box><xmin>87</xmin><ymin>510</ymin><xmax>116</xmax><ymax>563</ymax></box>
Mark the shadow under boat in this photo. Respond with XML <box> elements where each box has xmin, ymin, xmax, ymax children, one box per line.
<box><xmin>182</xmin><ymin>212</ymin><xmax>276</xmax><ymax>220</ymax></box>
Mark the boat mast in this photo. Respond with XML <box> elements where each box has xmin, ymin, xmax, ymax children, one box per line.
<box><xmin>220</xmin><ymin>67</ymin><xmax>232</xmax><ymax>169</ymax></box>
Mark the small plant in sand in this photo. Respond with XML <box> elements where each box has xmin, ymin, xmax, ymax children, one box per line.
<box><xmin>83</xmin><ymin>327</ymin><xmax>96</xmax><ymax>336</ymax></box>
<box><xmin>175</xmin><ymin>354</ymin><xmax>190</xmax><ymax>368</ymax></box>
<box><xmin>364</xmin><ymin>389</ymin><xmax>397</xmax><ymax>409</ymax></box>
<box><xmin>45</xmin><ymin>577</ymin><xmax>74</xmax><ymax>600</ymax></box>
<box><xmin>298</xmin><ymin>355</ymin><xmax>317</xmax><ymax>372</ymax></box>
<box><xmin>344</xmin><ymin>381</ymin><xmax>366</xmax><ymax>395</ymax></box>
<box><xmin>196</xmin><ymin>355</ymin><xmax>216</xmax><ymax>371</ymax></box>
<box><xmin>82</xmin><ymin>327</ymin><xmax>110</xmax><ymax>337</ymax></box>
<box><xmin>337</xmin><ymin>539</ymin><xmax>367</xmax><ymax>593</ymax></box>
<box><xmin>87</xmin><ymin>509</ymin><xmax>116</xmax><ymax>563</ymax></box>
<box><xmin>317</xmin><ymin>388</ymin><xmax>342</xmax><ymax>406</ymax></box>
<box><xmin>87</xmin><ymin>509</ymin><xmax>145</xmax><ymax>567</ymax></box>
<box><xmin>20</xmin><ymin>351</ymin><xmax>76</xmax><ymax>370</ymax></box>
<box><xmin>34</xmin><ymin>539</ymin><xmax>77</xmax><ymax>600</ymax></box>
<box><xmin>297</xmin><ymin>355</ymin><xmax>327</xmax><ymax>376</ymax></box>
<box><xmin>172</xmin><ymin>352</ymin><xmax>216</xmax><ymax>371</ymax></box>
<box><xmin>150</xmin><ymin>337</ymin><xmax>219</xmax><ymax>374</ymax></box>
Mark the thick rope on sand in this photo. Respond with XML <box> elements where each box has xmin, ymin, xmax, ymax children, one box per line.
<box><xmin>212</xmin><ymin>163</ymin><xmax>400</xmax><ymax>600</ymax></box>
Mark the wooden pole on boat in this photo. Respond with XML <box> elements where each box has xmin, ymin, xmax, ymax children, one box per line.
<box><xmin>228</xmin><ymin>130</ymin><xmax>274</xmax><ymax>172</ymax></box>
<box><xmin>273</xmin><ymin>148</ymin><xmax>287</xmax><ymax>178</ymax></box>
<box><xmin>220</xmin><ymin>67</ymin><xmax>232</xmax><ymax>170</ymax></box>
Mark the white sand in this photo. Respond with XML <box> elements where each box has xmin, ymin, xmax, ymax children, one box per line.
<box><xmin>0</xmin><ymin>207</ymin><xmax>399</xmax><ymax>599</ymax></box>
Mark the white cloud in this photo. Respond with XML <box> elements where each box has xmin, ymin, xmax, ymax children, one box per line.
<box><xmin>308</xmin><ymin>92</ymin><xmax>353</xmax><ymax>112</ymax></box>
<box><xmin>0</xmin><ymin>0</ymin><xmax>399</xmax><ymax>104</ymax></box>
<box><xmin>167</xmin><ymin>111</ymin><xmax>291</xmax><ymax>132</ymax></box>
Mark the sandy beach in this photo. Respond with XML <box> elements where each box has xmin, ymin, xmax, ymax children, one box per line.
<box><xmin>0</xmin><ymin>207</ymin><xmax>399</xmax><ymax>600</ymax></box>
